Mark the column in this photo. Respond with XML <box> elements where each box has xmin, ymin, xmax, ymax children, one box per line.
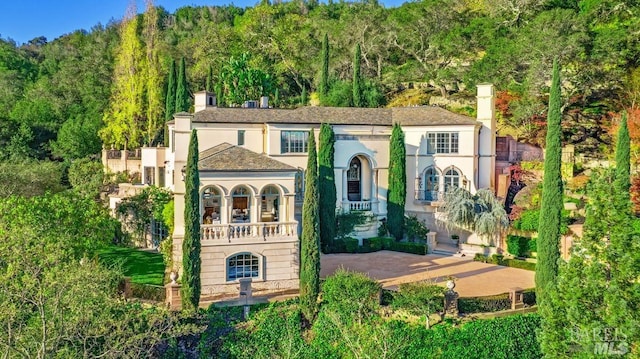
<box><xmin>342</xmin><ymin>169</ymin><xmax>349</xmax><ymax>211</ymax></box>
<box><xmin>224</xmin><ymin>195</ymin><xmax>232</xmax><ymax>224</ymax></box>
<box><xmin>372</xmin><ymin>169</ymin><xmax>379</xmax><ymax>213</ymax></box>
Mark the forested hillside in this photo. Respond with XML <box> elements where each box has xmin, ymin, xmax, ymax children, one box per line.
<box><xmin>1</xmin><ymin>0</ymin><xmax>638</xmax><ymax>160</ymax></box>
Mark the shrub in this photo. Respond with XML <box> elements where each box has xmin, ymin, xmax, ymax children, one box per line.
<box><xmin>506</xmin><ymin>235</ymin><xmax>531</xmax><ymax>257</ymax></box>
<box><xmin>389</xmin><ymin>241</ymin><xmax>427</xmax><ymax>255</ymax></box>
<box><xmin>528</xmin><ymin>238</ymin><xmax>537</xmax><ymax>253</ymax></box>
<box><xmin>367</xmin><ymin>237</ymin><xmax>383</xmax><ymax>251</ymax></box>
<box><xmin>344</xmin><ymin>237</ymin><xmax>359</xmax><ymax>253</ymax></box>
<box><xmin>321</xmin><ymin>269</ymin><xmax>381</xmax><ymax>323</ymax></box>
<box><xmin>404</xmin><ymin>215</ymin><xmax>429</xmax><ymax>242</ymax></box>
<box><xmin>459</xmin><ymin>293</ymin><xmax>511</xmax><ymax>313</ymax></box>
<box><xmin>362</xmin><ymin>237</ymin><xmax>383</xmax><ymax>252</ymax></box>
<box><xmin>474</xmin><ymin>253</ymin><xmax>488</xmax><ymax>262</ymax></box>
<box><xmin>335</xmin><ymin>211</ymin><xmax>371</xmax><ymax>241</ymax></box>
<box><xmin>381</xmin><ymin>237</ymin><xmax>394</xmax><ymax>250</ymax></box>
<box><xmin>511</xmin><ymin>208</ymin><xmax>540</xmax><ymax>232</ymax></box>
<box><xmin>487</xmin><ymin>254</ymin><xmax>505</xmax><ymax>265</ymax></box>
<box><xmin>130</xmin><ymin>283</ymin><xmax>165</xmax><ymax>302</ymax></box>
<box><xmin>393</xmin><ymin>281</ymin><xmax>445</xmax><ymax>327</ymax></box>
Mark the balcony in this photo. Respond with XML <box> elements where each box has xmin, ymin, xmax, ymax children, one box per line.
<box><xmin>201</xmin><ymin>221</ymin><xmax>298</xmax><ymax>244</ymax></box>
<box><xmin>348</xmin><ymin>200</ymin><xmax>372</xmax><ymax>211</ymax></box>
<box><xmin>415</xmin><ymin>191</ymin><xmax>444</xmax><ymax>206</ymax></box>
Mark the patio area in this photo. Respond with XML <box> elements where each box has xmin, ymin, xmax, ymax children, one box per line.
<box><xmin>320</xmin><ymin>250</ymin><xmax>535</xmax><ymax>297</ymax></box>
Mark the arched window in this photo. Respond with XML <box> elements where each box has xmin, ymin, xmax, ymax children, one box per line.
<box><xmin>232</xmin><ymin>186</ymin><xmax>251</xmax><ymax>223</ymax></box>
<box><xmin>424</xmin><ymin>167</ymin><xmax>439</xmax><ymax>201</ymax></box>
<box><xmin>260</xmin><ymin>186</ymin><xmax>280</xmax><ymax>222</ymax></box>
<box><xmin>347</xmin><ymin>157</ymin><xmax>362</xmax><ymax>201</ymax></box>
<box><xmin>227</xmin><ymin>253</ymin><xmax>259</xmax><ymax>281</ymax></box>
<box><xmin>444</xmin><ymin>169</ymin><xmax>460</xmax><ymax>192</ymax></box>
<box><xmin>202</xmin><ymin>187</ymin><xmax>221</xmax><ymax>224</ymax></box>
<box><xmin>295</xmin><ymin>170</ymin><xmax>304</xmax><ymax>202</ymax></box>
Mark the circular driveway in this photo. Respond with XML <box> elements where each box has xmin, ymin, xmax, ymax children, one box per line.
<box><xmin>320</xmin><ymin>250</ymin><xmax>535</xmax><ymax>297</ymax></box>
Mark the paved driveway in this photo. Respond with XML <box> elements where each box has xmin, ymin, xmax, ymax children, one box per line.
<box><xmin>320</xmin><ymin>250</ymin><xmax>535</xmax><ymax>297</ymax></box>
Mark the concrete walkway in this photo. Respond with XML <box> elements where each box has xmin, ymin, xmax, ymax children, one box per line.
<box><xmin>320</xmin><ymin>250</ymin><xmax>534</xmax><ymax>297</ymax></box>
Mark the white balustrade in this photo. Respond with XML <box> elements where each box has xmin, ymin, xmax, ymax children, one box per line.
<box><xmin>201</xmin><ymin>222</ymin><xmax>297</xmax><ymax>242</ymax></box>
<box><xmin>348</xmin><ymin>201</ymin><xmax>372</xmax><ymax>211</ymax></box>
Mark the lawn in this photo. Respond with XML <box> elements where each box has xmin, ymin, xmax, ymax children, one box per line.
<box><xmin>98</xmin><ymin>245</ymin><xmax>165</xmax><ymax>286</ymax></box>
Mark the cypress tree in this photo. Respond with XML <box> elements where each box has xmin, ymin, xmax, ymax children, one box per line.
<box><xmin>387</xmin><ymin>123</ymin><xmax>406</xmax><ymax>240</ymax></box>
<box><xmin>318</xmin><ymin>123</ymin><xmax>336</xmax><ymax>252</ymax></box>
<box><xmin>175</xmin><ymin>57</ymin><xmax>190</xmax><ymax>112</ymax></box>
<box><xmin>300</xmin><ymin>129</ymin><xmax>320</xmax><ymax>322</ymax></box>
<box><xmin>215</xmin><ymin>80</ymin><xmax>224</xmax><ymax>108</ymax></box>
<box><xmin>162</xmin><ymin>59</ymin><xmax>177</xmax><ymax>146</ymax></box>
<box><xmin>352</xmin><ymin>43</ymin><xmax>363</xmax><ymax>107</ymax></box>
<box><xmin>301</xmin><ymin>86</ymin><xmax>307</xmax><ymax>106</ymax></box>
<box><xmin>536</xmin><ymin>59</ymin><xmax>563</xmax><ymax>311</ymax></box>
<box><xmin>206</xmin><ymin>64</ymin><xmax>214</xmax><ymax>93</ymax></box>
<box><xmin>320</xmin><ymin>33</ymin><xmax>329</xmax><ymax>97</ymax></box>
<box><xmin>181</xmin><ymin>129</ymin><xmax>201</xmax><ymax>312</ymax></box>
<box><xmin>615</xmin><ymin>112</ymin><xmax>630</xmax><ymax>200</ymax></box>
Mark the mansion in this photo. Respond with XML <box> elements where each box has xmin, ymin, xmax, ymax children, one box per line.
<box><xmin>133</xmin><ymin>84</ymin><xmax>498</xmax><ymax>295</ymax></box>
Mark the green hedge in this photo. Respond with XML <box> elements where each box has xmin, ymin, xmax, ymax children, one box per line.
<box><xmin>503</xmin><ymin>258</ymin><xmax>537</xmax><ymax>271</ymax></box>
<box><xmin>473</xmin><ymin>254</ymin><xmax>536</xmax><ymax>271</ymax></box>
<box><xmin>506</xmin><ymin>235</ymin><xmax>530</xmax><ymax>257</ymax></box>
<box><xmin>389</xmin><ymin>241</ymin><xmax>427</xmax><ymax>255</ymax></box>
<box><xmin>344</xmin><ymin>237</ymin><xmax>359</xmax><ymax>253</ymax></box>
<box><xmin>459</xmin><ymin>289</ymin><xmax>536</xmax><ymax>313</ymax></box>
<box><xmin>130</xmin><ymin>282</ymin><xmax>165</xmax><ymax>302</ymax></box>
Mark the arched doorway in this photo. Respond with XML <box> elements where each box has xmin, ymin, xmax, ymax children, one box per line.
<box><xmin>260</xmin><ymin>185</ymin><xmax>280</xmax><ymax>222</ymax></box>
<box><xmin>347</xmin><ymin>157</ymin><xmax>361</xmax><ymax>201</ymax></box>
<box><xmin>201</xmin><ymin>186</ymin><xmax>221</xmax><ymax>224</ymax></box>
<box><xmin>424</xmin><ymin>167</ymin><xmax>439</xmax><ymax>201</ymax></box>
<box><xmin>232</xmin><ymin>186</ymin><xmax>251</xmax><ymax>223</ymax></box>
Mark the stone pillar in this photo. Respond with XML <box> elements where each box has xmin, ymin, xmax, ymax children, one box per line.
<box><xmin>371</xmin><ymin>169</ymin><xmax>379</xmax><ymax>213</ymax></box>
<box><xmin>224</xmin><ymin>195</ymin><xmax>232</xmax><ymax>224</ymax></box>
<box><xmin>426</xmin><ymin>232</ymin><xmax>437</xmax><ymax>254</ymax></box>
<box><xmin>251</xmin><ymin>194</ymin><xmax>260</xmax><ymax>224</ymax></box>
<box><xmin>165</xmin><ymin>283</ymin><xmax>182</xmax><ymax>311</ymax></box>
<box><xmin>443</xmin><ymin>280</ymin><xmax>459</xmax><ymax>318</ymax></box>
<box><xmin>510</xmin><ymin>287</ymin><xmax>524</xmax><ymax>310</ymax></box>
<box><xmin>342</xmin><ymin>169</ymin><xmax>348</xmax><ymax>201</ymax></box>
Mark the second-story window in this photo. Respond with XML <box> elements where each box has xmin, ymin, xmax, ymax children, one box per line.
<box><xmin>281</xmin><ymin>131</ymin><xmax>309</xmax><ymax>153</ymax></box>
<box><xmin>238</xmin><ymin>130</ymin><xmax>245</xmax><ymax>146</ymax></box>
<box><xmin>427</xmin><ymin>132</ymin><xmax>459</xmax><ymax>154</ymax></box>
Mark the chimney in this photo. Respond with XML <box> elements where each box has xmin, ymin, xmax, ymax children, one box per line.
<box><xmin>476</xmin><ymin>84</ymin><xmax>496</xmax><ymax>191</ymax></box>
<box><xmin>194</xmin><ymin>91</ymin><xmax>216</xmax><ymax>112</ymax></box>
<box><xmin>260</xmin><ymin>96</ymin><xmax>269</xmax><ymax>109</ymax></box>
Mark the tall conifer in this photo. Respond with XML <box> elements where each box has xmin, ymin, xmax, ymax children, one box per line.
<box><xmin>143</xmin><ymin>0</ymin><xmax>162</xmax><ymax>145</ymax></box>
<box><xmin>99</xmin><ymin>3</ymin><xmax>145</xmax><ymax>150</ymax></box>
<box><xmin>352</xmin><ymin>43</ymin><xmax>363</xmax><ymax>107</ymax></box>
<box><xmin>181</xmin><ymin>129</ymin><xmax>201</xmax><ymax>312</ymax></box>
<box><xmin>300</xmin><ymin>129</ymin><xmax>320</xmax><ymax>321</ymax></box>
<box><xmin>536</xmin><ymin>59</ymin><xmax>563</xmax><ymax>313</ymax></box>
<box><xmin>320</xmin><ymin>33</ymin><xmax>329</xmax><ymax>97</ymax></box>
<box><xmin>175</xmin><ymin>57</ymin><xmax>190</xmax><ymax>112</ymax></box>
<box><xmin>318</xmin><ymin>124</ymin><xmax>336</xmax><ymax>252</ymax></box>
<box><xmin>206</xmin><ymin>65</ymin><xmax>214</xmax><ymax>93</ymax></box>
<box><xmin>615</xmin><ymin>112</ymin><xmax>630</xmax><ymax>200</ymax></box>
<box><xmin>387</xmin><ymin>123</ymin><xmax>406</xmax><ymax>240</ymax></box>
<box><xmin>165</xmin><ymin>59</ymin><xmax>176</xmax><ymax>121</ymax></box>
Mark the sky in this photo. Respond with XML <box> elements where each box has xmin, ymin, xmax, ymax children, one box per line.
<box><xmin>0</xmin><ymin>0</ymin><xmax>404</xmax><ymax>45</ymax></box>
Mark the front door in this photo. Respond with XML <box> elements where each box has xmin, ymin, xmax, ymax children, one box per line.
<box><xmin>347</xmin><ymin>157</ymin><xmax>361</xmax><ymax>201</ymax></box>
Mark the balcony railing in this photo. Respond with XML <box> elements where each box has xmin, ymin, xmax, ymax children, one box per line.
<box><xmin>415</xmin><ymin>190</ymin><xmax>442</xmax><ymax>202</ymax></box>
<box><xmin>201</xmin><ymin>222</ymin><xmax>297</xmax><ymax>242</ymax></box>
<box><xmin>348</xmin><ymin>200</ymin><xmax>372</xmax><ymax>211</ymax></box>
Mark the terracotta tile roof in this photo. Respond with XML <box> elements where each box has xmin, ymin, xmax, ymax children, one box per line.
<box><xmin>189</xmin><ymin>106</ymin><xmax>479</xmax><ymax>126</ymax></box>
<box><xmin>198</xmin><ymin>143</ymin><xmax>297</xmax><ymax>172</ymax></box>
